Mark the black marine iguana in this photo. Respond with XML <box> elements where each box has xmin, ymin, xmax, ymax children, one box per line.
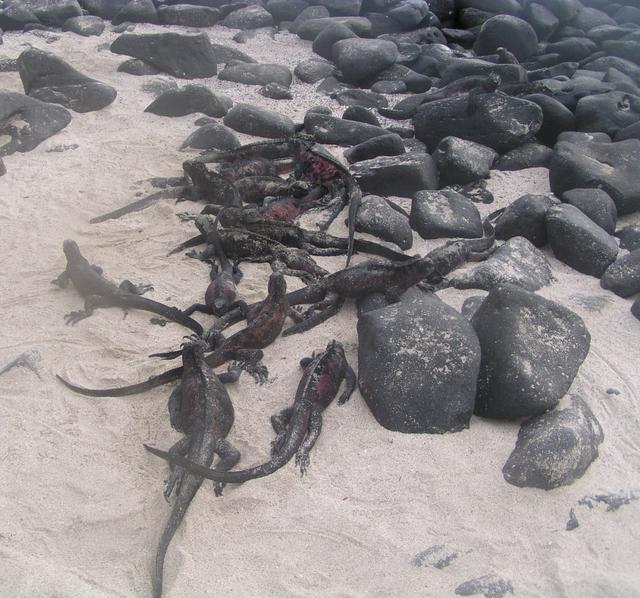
<box><xmin>182</xmin><ymin>218</ymin><xmax>244</xmax><ymax>317</ymax></box>
<box><xmin>378</xmin><ymin>72</ymin><xmax>501</xmax><ymax>120</ymax></box>
<box><xmin>174</xmin><ymin>214</ymin><xmax>411</xmax><ymax>264</ymax></box>
<box><xmin>280</xmin><ymin>218</ymin><xmax>495</xmax><ymax>335</ymax></box>
<box><xmin>144</xmin><ymin>340</ymin><xmax>355</xmax><ymax>485</ymax></box>
<box><xmin>151</xmin><ymin>339</ymin><xmax>240</xmax><ymax>598</ymax></box>
<box><xmin>191</xmin><ymin>219</ymin><xmax>495</xmax><ymax>338</ymax></box>
<box><xmin>52</xmin><ymin>240</ymin><xmax>204</xmax><ymax>335</ymax></box>
<box><xmin>57</xmin><ymin>272</ymin><xmax>290</xmax><ymax>397</ymax></box>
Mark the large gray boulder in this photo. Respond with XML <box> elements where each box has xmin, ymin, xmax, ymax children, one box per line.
<box><xmin>223</xmin><ymin>103</ymin><xmax>295</xmax><ymax>138</ymax></box>
<box><xmin>549</xmin><ymin>139</ymin><xmax>640</xmax><ymax>216</ymax></box>
<box><xmin>351</xmin><ymin>152</ymin><xmax>438</xmax><ymax>198</ymax></box>
<box><xmin>471</xmin><ymin>284</ymin><xmax>590</xmax><ymax>420</ymax></box>
<box><xmin>451</xmin><ymin>237</ymin><xmax>553</xmax><ymax>291</ymax></box>
<box><xmin>358</xmin><ymin>291</ymin><xmax>481</xmax><ymax>434</ymax></box>
<box><xmin>7</xmin><ymin>0</ymin><xmax>81</xmax><ymax>27</ymax></box>
<box><xmin>332</xmin><ymin>38</ymin><xmax>399</xmax><ymax>85</ymax></box>
<box><xmin>0</xmin><ymin>91</ymin><xmax>72</xmax><ymax>156</ymax></box>
<box><xmin>546</xmin><ymin>204</ymin><xmax>619</xmax><ymax>278</ymax></box>
<box><xmin>413</xmin><ymin>92</ymin><xmax>543</xmax><ymax>152</ymax></box>
<box><xmin>304</xmin><ymin>112</ymin><xmax>388</xmax><ymax>145</ymax></box>
<box><xmin>503</xmin><ymin>396</ymin><xmax>603</xmax><ymax>489</ymax></box>
<box><xmin>17</xmin><ymin>48</ymin><xmax>116</xmax><ymax>113</ymax></box>
<box><xmin>218</xmin><ymin>63</ymin><xmax>292</xmax><ymax>87</ymax></box>
<box><xmin>145</xmin><ymin>86</ymin><xmax>232</xmax><ymax>118</ymax></box>
<box><xmin>110</xmin><ymin>32</ymin><xmax>218</xmax><ymax>79</ymax></box>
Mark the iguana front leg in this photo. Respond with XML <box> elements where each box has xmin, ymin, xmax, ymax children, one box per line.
<box><xmin>119</xmin><ymin>280</ymin><xmax>153</xmax><ymax>295</ymax></box>
<box><xmin>52</xmin><ymin>269</ymin><xmax>71</xmax><ymax>288</ymax></box>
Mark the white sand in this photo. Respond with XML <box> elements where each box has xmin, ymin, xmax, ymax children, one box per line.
<box><xmin>1</xmin><ymin>24</ymin><xmax>639</xmax><ymax>598</ymax></box>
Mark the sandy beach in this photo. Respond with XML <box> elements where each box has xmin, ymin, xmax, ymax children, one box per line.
<box><xmin>1</xmin><ymin>22</ymin><xmax>639</xmax><ymax>598</ymax></box>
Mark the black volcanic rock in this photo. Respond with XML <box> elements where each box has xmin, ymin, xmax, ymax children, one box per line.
<box><xmin>112</xmin><ymin>0</ymin><xmax>158</xmax><ymax>25</ymax></box>
<box><xmin>218</xmin><ymin>62</ymin><xmax>292</xmax><ymax>87</ymax></box>
<box><xmin>354</xmin><ymin>194</ymin><xmax>413</xmax><ymax>250</ymax></box>
<box><xmin>180</xmin><ymin>122</ymin><xmax>240</xmax><ymax>151</ymax></box>
<box><xmin>294</xmin><ymin>58</ymin><xmax>336</xmax><ymax>83</ymax></box>
<box><xmin>304</xmin><ymin>112</ymin><xmax>388</xmax><ymax>145</ymax></box>
<box><xmin>62</xmin><ymin>15</ymin><xmax>105</xmax><ymax>36</ymax></box>
<box><xmin>503</xmin><ymin>396</ymin><xmax>603</xmax><ymax>490</ymax></box>
<box><xmin>311</xmin><ymin>22</ymin><xmax>357</xmax><ymax>61</ymax></box>
<box><xmin>562</xmin><ymin>188</ymin><xmax>617</xmax><ymax>234</ymax></box>
<box><xmin>493</xmin><ymin>143</ymin><xmax>553</xmax><ymax>170</ymax></box>
<box><xmin>494</xmin><ymin>193</ymin><xmax>557</xmax><ymax>246</ymax></box>
<box><xmin>344</xmin><ymin>133</ymin><xmax>405</xmax><ymax>164</ymax></box>
<box><xmin>5</xmin><ymin>0</ymin><xmax>81</xmax><ymax>28</ymax></box>
<box><xmin>157</xmin><ymin>4</ymin><xmax>220</xmax><ymax>27</ymax></box>
<box><xmin>549</xmin><ymin>139</ymin><xmax>640</xmax><ymax>215</ymax></box>
<box><xmin>600</xmin><ymin>250</ymin><xmax>640</xmax><ymax>298</ymax></box>
<box><xmin>331</xmin><ymin>38</ymin><xmax>399</xmax><ymax>85</ymax></box>
<box><xmin>358</xmin><ymin>291</ymin><xmax>481</xmax><ymax>434</ymax></box>
<box><xmin>110</xmin><ymin>32</ymin><xmax>218</xmax><ymax>79</ymax></box>
<box><xmin>521</xmin><ymin>93</ymin><xmax>575</xmax><ymax>145</ymax></box>
<box><xmin>574</xmin><ymin>91</ymin><xmax>640</xmax><ymax>138</ymax></box>
<box><xmin>413</xmin><ymin>93</ymin><xmax>543</xmax><ymax>153</ymax></box>
<box><xmin>471</xmin><ymin>284</ymin><xmax>590</xmax><ymax>420</ymax></box>
<box><xmin>222</xmin><ymin>5</ymin><xmax>274</xmax><ymax>29</ymax></box>
<box><xmin>546</xmin><ymin>204</ymin><xmax>619</xmax><ymax>277</ymax></box>
<box><xmin>17</xmin><ymin>47</ymin><xmax>116</xmax><ymax>113</ymax></box>
<box><xmin>352</xmin><ymin>152</ymin><xmax>438</xmax><ymax>198</ymax></box>
<box><xmin>433</xmin><ymin>136</ymin><xmax>497</xmax><ymax>186</ymax></box>
<box><xmin>145</xmin><ymin>85</ymin><xmax>232</xmax><ymax>118</ymax></box>
<box><xmin>451</xmin><ymin>236</ymin><xmax>553</xmax><ymax>291</ymax></box>
<box><xmin>0</xmin><ymin>91</ymin><xmax>71</xmax><ymax>156</ymax></box>
<box><xmin>410</xmin><ymin>189</ymin><xmax>482</xmax><ymax>239</ymax></box>
<box><xmin>223</xmin><ymin>103</ymin><xmax>295</xmax><ymax>138</ymax></box>
<box><xmin>473</xmin><ymin>15</ymin><xmax>539</xmax><ymax>60</ymax></box>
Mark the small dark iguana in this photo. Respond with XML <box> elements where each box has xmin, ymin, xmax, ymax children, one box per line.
<box><xmin>52</xmin><ymin>240</ymin><xmax>203</xmax><ymax>335</ymax></box>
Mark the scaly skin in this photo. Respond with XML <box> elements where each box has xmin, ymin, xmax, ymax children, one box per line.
<box><xmin>151</xmin><ymin>340</ymin><xmax>239</xmax><ymax>598</ymax></box>
<box><xmin>214</xmin><ymin>214</ymin><xmax>411</xmax><ymax>263</ymax></box>
<box><xmin>194</xmin><ymin>135</ymin><xmax>362</xmax><ymax>265</ymax></box>
<box><xmin>281</xmin><ymin>219</ymin><xmax>495</xmax><ymax>335</ymax></box>
<box><xmin>379</xmin><ymin>73</ymin><xmax>502</xmax><ymax>120</ymax></box>
<box><xmin>190</xmin><ymin>217</ymin><xmax>329</xmax><ymax>284</ymax></box>
<box><xmin>144</xmin><ymin>340</ymin><xmax>355</xmax><ymax>484</ymax></box>
<box><xmin>183</xmin><ymin>220</ymin><xmax>243</xmax><ymax>318</ymax></box>
<box><xmin>52</xmin><ymin>240</ymin><xmax>203</xmax><ymax>335</ymax></box>
<box><xmin>56</xmin><ymin>273</ymin><xmax>289</xmax><ymax>397</ymax></box>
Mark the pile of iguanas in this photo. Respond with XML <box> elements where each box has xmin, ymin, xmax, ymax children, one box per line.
<box><xmin>53</xmin><ymin>135</ymin><xmax>495</xmax><ymax>598</ymax></box>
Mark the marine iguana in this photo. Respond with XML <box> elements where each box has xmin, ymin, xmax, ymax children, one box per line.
<box><xmin>151</xmin><ymin>339</ymin><xmax>240</xmax><ymax>598</ymax></box>
<box><xmin>182</xmin><ymin>218</ymin><xmax>244</xmax><ymax>318</ymax></box>
<box><xmin>52</xmin><ymin>240</ymin><xmax>204</xmax><ymax>335</ymax></box>
<box><xmin>378</xmin><ymin>72</ymin><xmax>501</xmax><ymax>120</ymax></box>
<box><xmin>195</xmin><ymin>214</ymin><xmax>412</xmax><ymax>263</ymax></box>
<box><xmin>281</xmin><ymin>218</ymin><xmax>495</xmax><ymax>335</ymax></box>
<box><xmin>144</xmin><ymin>340</ymin><xmax>355</xmax><ymax>485</ymax></box>
<box><xmin>196</xmin><ymin>219</ymin><xmax>495</xmax><ymax>337</ymax></box>
<box><xmin>187</xmin><ymin>215</ymin><xmax>329</xmax><ymax>284</ymax></box>
<box><xmin>56</xmin><ymin>273</ymin><xmax>289</xmax><ymax>397</ymax></box>
<box><xmin>196</xmin><ymin>135</ymin><xmax>362</xmax><ymax>265</ymax></box>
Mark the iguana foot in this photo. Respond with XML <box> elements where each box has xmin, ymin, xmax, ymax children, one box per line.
<box><xmin>295</xmin><ymin>450</ymin><xmax>311</xmax><ymax>476</ymax></box>
<box><xmin>238</xmin><ymin>359</ymin><xmax>269</xmax><ymax>384</ymax></box>
<box><xmin>64</xmin><ymin>309</ymin><xmax>91</xmax><ymax>325</ymax></box>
